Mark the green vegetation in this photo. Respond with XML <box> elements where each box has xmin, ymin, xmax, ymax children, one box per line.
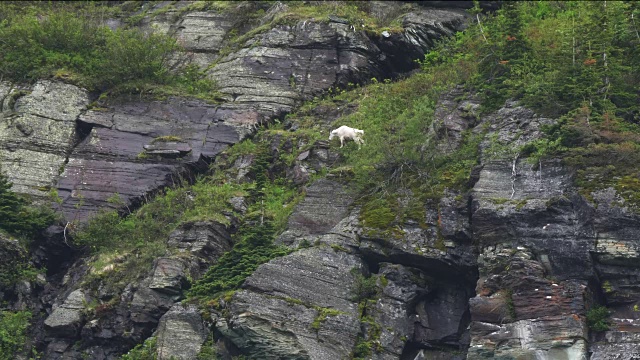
<box><xmin>311</xmin><ymin>307</ymin><xmax>343</xmax><ymax>331</ymax></box>
<box><xmin>0</xmin><ymin>172</ymin><xmax>56</xmax><ymax>239</ymax></box>
<box><xmin>0</xmin><ymin>310</ymin><xmax>31</xmax><ymax>359</ymax></box>
<box><xmin>151</xmin><ymin>135</ymin><xmax>184</xmax><ymax>144</ymax></box>
<box><xmin>188</xmin><ymin>222</ymin><xmax>291</xmax><ymax>298</ymax></box>
<box><xmin>586</xmin><ymin>305</ymin><xmax>611</xmax><ymax>332</ymax></box>
<box><xmin>0</xmin><ymin>2</ymin><xmax>218</xmax><ymax>100</ymax></box>
<box><xmin>0</xmin><ymin>253</ymin><xmax>41</xmax><ymax>290</ymax></box>
<box><xmin>121</xmin><ymin>336</ymin><xmax>157</xmax><ymax>360</ymax></box>
<box><xmin>504</xmin><ymin>289</ymin><xmax>516</xmax><ymax>319</ymax></box>
<box><xmin>73</xmin><ymin>176</ymin><xmax>248</xmax><ymax>293</ymax></box>
<box><xmin>417</xmin><ymin>1</ymin><xmax>640</xmax><ymax>209</ymax></box>
<box><xmin>349</xmin><ymin>270</ymin><xmax>384</xmax><ymax>359</ymax></box>
<box><xmin>350</xmin><ymin>270</ymin><xmax>379</xmax><ymax>303</ymax></box>
<box><xmin>72</xmin><ymin>135</ymin><xmax>302</xmax><ymax>300</ymax></box>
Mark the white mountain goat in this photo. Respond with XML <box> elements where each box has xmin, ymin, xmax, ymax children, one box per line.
<box><xmin>329</xmin><ymin>126</ymin><xmax>365</xmax><ymax>149</ymax></box>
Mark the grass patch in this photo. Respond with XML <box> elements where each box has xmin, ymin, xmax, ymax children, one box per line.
<box><xmin>311</xmin><ymin>307</ymin><xmax>344</xmax><ymax>331</ymax></box>
<box><xmin>187</xmin><ymin>222</ymin><xmax>291</xmax><ymax>299</ymax></box>
<box><xmin>73</xmin><ymin>176</ymin><xmax>248</xmax><ymax>293</ymax></box>
<box><xmin>0</xmin><ymin>310</ymin><xmax>31</xmax><ymax>359</ymax></box>
<box><xmin>121</xmin><ymin>336</ymin><xmax>157</xmax><ymax>360</ymax></box>
<box><xmin>0</xmin><ymin>3</ymin><xmax>221</xmax><ymax>101</ymax></box>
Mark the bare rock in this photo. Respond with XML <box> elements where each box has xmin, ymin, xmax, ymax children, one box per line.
<box><xmin>44</xmin><ymin>289</ymin><xmax>87</xmax><ymax>337</ymax></box>
<box><xmin>58</xmin><ymin>100</ymin><xmax>260</xmax><ymax>222</ymax></box>
<box><xmin>276</xmin><ymin>179</ymin><xmax>354</xmax><ymax>248</ymax></box>
<box><xmin>149</xmin><ymin>258</ymin><xmax>187</xmax><ymax>295</ymax></box>
<box><xmin>217</xmin><ymin>247</ymin><xmax>364</xmax><ymax>359</ymax></box>
<box><xmin>155</xmin><ymin>304</ymin><xmax>208</xmax><ymax>360</ymax></box>
<box><xmin>0</xmin><ymin>81</ymin><xmax>89</xmax><ymax>199</ymax></box>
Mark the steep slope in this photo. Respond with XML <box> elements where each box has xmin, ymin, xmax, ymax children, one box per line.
<box><xmin>0</xmin><ymin>1</ymin><xmax>473</xmax><ymax>359</ymax></box>
<box><xmin>2</xmin><ymin>2</ymin><xmax>640</xmax><ymax>360</ymax></box>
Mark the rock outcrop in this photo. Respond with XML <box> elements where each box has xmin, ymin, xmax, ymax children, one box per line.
<box><xmin>15</xmin><ymin>2</ymin><xmax>640</xmax><ymax>359</ymax></box>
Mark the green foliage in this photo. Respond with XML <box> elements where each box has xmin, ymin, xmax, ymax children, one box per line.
<box><xmin>74</xmin><ymin>177</ymin><xmax>247</xmax><ymax>291</ymax></box>
<box><xmin>586</xmin><ymin>305</ymin><xmax>611</xmax><ymax>332</ymax></box>
<box><xmin>0</xmin><ymin>310</ymin><xmax>31</xmax><ymax>359</ymax></box>
<box><xmin>188</xmin><ymin>222</ymin><xmax>291</xmax><ymax>298</ymax></box>
<box><xmin>0</xmin><ymin>255</ymin><xmax>40</xmax><ymax>290</ymax></box>
<box><xmin>121</xmin><ymin>337</ymin><xmax>157</xmax><ymax>360</ymax></box>
<box><xmin>311</xmin><ymin>307</ymin><xmax>343</xmax><ymax>331</ymax></box>
<box><xmin>0</xmin><ymin>3</ymin><xmax>220</xmax><ymax>100</ymax></box>
<box><xmin>196</xmin><ymin>337</ymin><xmax>218</xmax><ymax>360</ymax></box>
<box><xmin>504</xmin><ymin>289</ymin><xmax>516</xmax><ymax>319</ymax></box>
<box><xmin>0</xmin><ymin>172</ymin><xmax>56</xmax><ymax>238</ymax></box>
<box><xmin>350</xmin><ymin>270</ymin><xmax>379</xmax><ymax>303</ymax></box>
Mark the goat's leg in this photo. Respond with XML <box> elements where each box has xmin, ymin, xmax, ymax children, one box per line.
<box><xmin>340</xmin><ymin>137</ymin><xmax>344</xmax><ymax>148</ymax></box>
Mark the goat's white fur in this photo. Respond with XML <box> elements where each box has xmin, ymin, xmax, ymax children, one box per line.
<box><xmin>329</xmin><ymin>126</ymin><xmax>365</xmax><ymax>149</ymax></box>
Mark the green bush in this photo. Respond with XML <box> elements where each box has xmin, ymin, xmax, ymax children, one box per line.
<box><xmin>188</xmin><ymin>222</ymin><xmax>291</xmax><ymax>298</ymax></box>
<box><xmin>0</xmin><ymin>5</ymin><xmax>179</xmax><ymax>92</ymax></box>
<box><xmin>0</xmin><ymin>173</ymin><xmax>56</xmax><ymax>238</ymax></box>
<box><xmin>350</xmin><ymin>271</ymin><xmax>379</xmax><ymax>303</ymax></box>
<box><xmin>121</xmin><ymin>337</ymin><xmax>157</xmax><ymax>360</ymax></box>
<box><xmin>0</xmin><ymin>310</ymin><xmax>31</xmax><ymax>359</ymax></box>
<box><xmin>586</xmin><ymin>305</ymin><xmax>611</xmax><ymax>332</ymax></box>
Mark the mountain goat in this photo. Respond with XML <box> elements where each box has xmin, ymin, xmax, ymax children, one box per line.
<box><xmin>329</xmin><ymin>126</ymin><xmax>365</xmax><ymax>149</ymax></box>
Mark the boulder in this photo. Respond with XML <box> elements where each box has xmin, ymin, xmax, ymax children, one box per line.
<box><xmin>155</xmin><ymin>304</ymin><xmax>208</xmax><ymax>360</ymax></box>
<box><xmin>44</xmin><ymin>289</ymin><xmax>87</xmax><ymax>337</ymax></box>
<box><xmin>167</xmin><ymin>221</ymin><xmax>232</xmax><ymax>276</ymax></box>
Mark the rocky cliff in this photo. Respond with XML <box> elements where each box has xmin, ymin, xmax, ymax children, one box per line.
<box><xmin>1</xmin><ymin>1</ymin><xmax>639</xmax><ymax>360</ymax></box>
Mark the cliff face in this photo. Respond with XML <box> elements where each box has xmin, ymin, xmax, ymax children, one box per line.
<box><xmin>1</xmin><ymin>1</ymin><xmax>639</xmax><ymax>360</ymax></box>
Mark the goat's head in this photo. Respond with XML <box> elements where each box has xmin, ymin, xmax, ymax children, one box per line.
<box><xmin>329</xmin><ymin>130</ymin><xmax>336</xmax><ymax>140</ymax></box>
<box><xmin>355</xmin><ymin>129</ymin><xmax>364</xmax><ymax>135</ymax></box>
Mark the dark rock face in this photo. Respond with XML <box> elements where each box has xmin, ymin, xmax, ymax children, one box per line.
<box><xmin>58</xmin><ymin>100</ymin><xmax>252</xmax><ymax>222</ymax></box>
<box><xmin>471</xmin><ymin>159</ymin><xmax>595</xmax><ymax>280</ymax></box>
<box><xmin>22</xmin><ymin>2</ymin><xmax>640</xmax><ymax>359</ymax></box>
<box><xmin>167</xmin><ymin>221</ymin><xmax>233</xmax><ymax>276</ymax></box>
<box><xmin>217</xmin><ymin>247</ymin><xmax>364</xmax><ymax>359</ymax></box>
<box><xmin>276</xmin><ymin>178</ymin><xmax>355</xmax><ymax>248</ymax></box>
<box><xmin>431</xmin><ymin>86</ymin><xmax>480</xmax><ymax>153</ymax></box>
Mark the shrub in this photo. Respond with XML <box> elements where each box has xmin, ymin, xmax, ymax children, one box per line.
<box><xmin>0</xmin><ymin>5</ymin><xmax>180</xmax><ymax>92</ymax></box>
<box><xmin>0</xmin><ymin>310</ymin><xmax>31</xmax><ymax>359</ymax></box>
<box><xmin>121</xmin><ymin>337</ymin><xmax>157</xmax><ymax>360</ymax></box>
<box><xmin>188</xmin><ymin>222</ymin><xmax>291</xmax><ymax>298</ymax></box>
<box><xmin>0</xmin><ymin>172</ymin><xmax>56</xmax><ymax>238</ymax></box>
<box><xmin>587</xmin><ymin>305</ymin><xmax>611</xmax><ymax>332</ymax></box>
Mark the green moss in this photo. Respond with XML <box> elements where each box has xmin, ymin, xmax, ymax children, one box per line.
<box><xmin>311</xmin><ymin>307</ymin><xmax>343</xmax><ymax>331</ymax></box>
<box><xmin>352</xmin><ymin>315</ymin><xmax>383</xmax><ymax>358</ymax></box>
<box><xmin>360</xmin><ymin>198</ymin><xmax>396</xmax><ymax>230</ymax></box>
<box><xmin>331</xmin><ymin>244</ymin><xmax>349</xmax><ymax>253</ymax></box>
<box><xmin>151</xmin><ymin>135</ymin><xmax>184</xmax><ymax>144</ymax></box>
<box><xmin>434</xmin><ymin>230</ymin><xmax>447</xmax><ymax>252</ymax></box>
<box><xmin>378</xmin><ymin>275</ymin><xmax>389</xmax><ymax>288</ymax></box>
<box><xmin>515</xmin><ymin>199</ymin><xmax>528</xmax><ymax>210</ymax></box>
<box><xmin>503</xmin><ymin>289</ymin><xmax>516</xmax><ymax>319</ymax></box>
<box><xmin>489</xmin><ymin>198</ymin><xmax>510</xmax><ymax>205</ymax></box>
